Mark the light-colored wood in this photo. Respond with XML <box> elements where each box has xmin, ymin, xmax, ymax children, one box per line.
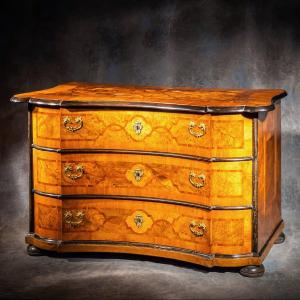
<box><xmin>11</xmin><ymin>83</ymin><xmax>286</xmax><ymax>272</ymax></box>
<box><xmin>34</xmin><ymin>194</ymin><xmax>252</xmax><ymax>255</ymax></box>
<box><xmin>32</xmin><ymin>107</ymin><xmax>253</xmax><ymax>158</ymax></box>
<box><xmin>257</xmin><ymin>104</ymin><xmax>282</xmax><ymax>251</ymax></box>
<box><xmin>32</xmin><ymin>149</ymin><xmax>252</xmax><ymax>207</ymax></box>
<box><xmin>26</xmin><ymin>220</ymin><xmax>284</xmax><ymax>268</ymax></box>
<box><xmin>13</xmin><ymin>82</ymin><xmax>286</xmax><ymax>112</ymax></box>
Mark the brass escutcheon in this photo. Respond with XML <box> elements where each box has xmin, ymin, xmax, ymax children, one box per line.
<box><xmin>133</xmin><ymin>120</ymin><xmax>143</xmax><ymax>135</ymax></box>
<box><xmin>134</xmin><ymin>214</ymin><xmax>144</xmax><ymax>228</ymax></box>
<box><xmin>189</xmin><ymin>171</ymin><xmax>205</xmax><ymax>189</ymax></box>
<box><xmin>133</xmin><ymin>168</ymin><xmax>144</xmax><ymax>182</ymax></box>
<box><xmin>63</xmin><ymin>116</ymin><xmax>83</xmax><ymax>132</ymax></box>
<box><xmin>188</xmin><ymin>121</ymin><xmax>206</xmax><ymax>138</ymax></box>
<box><xmin>189</xmin><ymin>221</ymin><xmax>206</xmax><ymax>237</ymax></box>
<box><xmin>64</xmin><ymin>164</ymin><xmax>84</xmax><ymax>180</ymax></box>
<box><xmin>64</xmin><ymin>210</ymin><xmax>85</xmax><ymax>227</ymax></box>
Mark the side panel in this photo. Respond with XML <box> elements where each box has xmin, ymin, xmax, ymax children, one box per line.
<box><xmin>257</xmin><ymin>104</ymin><xmax>282</xmax><ymax>252</ymax></box>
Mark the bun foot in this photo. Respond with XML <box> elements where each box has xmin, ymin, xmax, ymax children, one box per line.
<box><xmin>275</xmin><ymin>232</ymin><xmax>285</xmax><ymax>244</ymax></box>
<box><xmin>27</xmin><ymin>244</ymin><xmax>43</xmax><ymax>256</ymax></box>
<box><xmin>240</xmin><ymin>265</ymin><xmax>265</xmax><ymax>278</ymax></box>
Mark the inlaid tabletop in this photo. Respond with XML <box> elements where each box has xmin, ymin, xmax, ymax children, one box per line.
<box><xmin>11</xmin><ymin>82</ymin><xmax>287</xmax><ymax>113</ymax></box>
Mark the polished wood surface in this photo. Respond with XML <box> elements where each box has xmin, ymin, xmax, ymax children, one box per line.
<box><xmin>32</xmin><ymin>107</ymin><xmax>253</xmax><ymax>157</ymax></box>
<box><xmin>12</xmin><ymin>82</ymin><xmax>287</xmax><ymax>112</ymax></box>
<box><xmin>34</xmin><ymin>194</ymin><xmax>252</xmax><ymax>255</ymax></box>
<box><xmin>26</xmin><ymin>221</ymin><xmax>284</xmax><ymax>268</ymax></box>
<box><xmin>32</xmin><ymin>149</ymin><xmax>252</xmax><ymax>207</ymax></box>
<box><xmin>11</xmin><ymin>83</ymin><xmax>286</xmax><ymax>273</ymax></box>
<box><xmin>257</xmin><ymin>104</ymin><xmax>282</xmax><ymax>252</ymax></box>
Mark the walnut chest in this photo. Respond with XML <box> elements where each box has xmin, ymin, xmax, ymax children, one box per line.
<box><xmin>11</xmin><ymin>83</ymin><xmax>287</xmax><ymax>277</ymax></box>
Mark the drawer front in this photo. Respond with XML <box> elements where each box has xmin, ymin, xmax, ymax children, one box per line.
<box><xmin>32</xmin><ymin>107</ymin><xmax>253</xmax><ymax>158</ymax></box>
<box><xmin>34</xmin><ymin>194</ymin><xmax>252</xmax><ymax>255</ymax></box>
<box><xmin>33</xmin><ymin>149</ymin><xmax>252</xmax><ymax>207</ymax></box>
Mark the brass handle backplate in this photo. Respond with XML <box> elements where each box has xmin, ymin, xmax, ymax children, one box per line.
<box><xmin>189</xmin><ymin>171</ymin><xmax>205</xmax><ymax>189</ymax></box>
<box><xmin>189</xmin><ymin>221</ymin><xmax>206</xmax><ymax>237</ymax></box>
<box><xmin>64</xmin><ymin>210</ymin><xmax>85</xmax><ymax>227</ymax></box>
<box><xmin>133</xmin><ymin>120</ymin><xmax>143</xmax><ymax>135</ymax></box>
<box><xmin>64</xmin><ymin>164</ymin><xmax>84</xmax><ymax>180</ymax></box>
<box><xmin>134</xmin><ymin>214</ymin><xmax>144</xmax><ymax>228</ymax></box>
<box><xmin>63</xmin><ymin>116</ymin><xmax>83</xmax><ymax>132</ymax></box>
<box><xmin>188</xmin><ymin>121</ymin><xmax>206</xmax><ymax>138</ymax></box>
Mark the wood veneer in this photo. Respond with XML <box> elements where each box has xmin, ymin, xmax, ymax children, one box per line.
<box><xmin>11</xmin><ymin>83</ymin><xmax>287</xmax><ymax>276</ymax></box>
<box><xmin>32</xmin><ymin>149</ymin><xmax>252</xmax><ymax>207</ymax></box>
<box><xmin>12</xmin><ymin>82</ymin><xmax>286</xmax><ymax>113</ymax></box>
<box><xmin>34</xmin><ymin>194</ymin><xmax>252</xmax><ymax>255</ymax></box>
<box><xmin>32</xmin><ymin>107</ymin><xmax>253</xmax><ymax>158</ymax></box>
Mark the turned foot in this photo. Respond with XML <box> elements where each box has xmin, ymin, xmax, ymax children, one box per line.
<box><xmin>27</xmin><ymin>244</ymin><xmax>43</xmax><ymax>256</ymax></box>
<box><xmin>275</xmin><ymin>232</ymin><xmax>285</xmax><ymax>244</ymax></box>
<box><xmin>240</xmin><ymin>265</ymin><xmax>265</xmax><ymax>278</ymax></box>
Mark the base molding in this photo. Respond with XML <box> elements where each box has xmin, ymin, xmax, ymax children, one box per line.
<box><xmin>25</xmin><ymin>221</ymin><xmax>283</xmax><ymax>268</ymax></box>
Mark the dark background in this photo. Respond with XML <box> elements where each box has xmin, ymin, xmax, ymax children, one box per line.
<box><xmin>0</xmin><ymin>0</ymin><xmax>299</xmax><ymax>299</ymax></box>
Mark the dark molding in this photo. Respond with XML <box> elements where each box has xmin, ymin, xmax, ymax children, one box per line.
<box><xmin>11</xmin><ymin>91</ymin><xmax>287</xmax><ymax>114</ymax></box>
<box><xmin>33</xmin><ymin>190</ymin><xmax>253</xmax><ymax>211</ymax></box>
<box><xmin>31</xmin><ymin>144</ymin><xmax>253</xmax><ymax>162</ymax></box>
<box><xmin>252</xmin><ymin>118</ymin><xmax>259</xmax><ymax>253</ymax></box>
<box><xmin>28</xmin><ymin>233</ymin><xmax>254</xmax><ymax>260</ymax></box>
<box><xmin>28</xmin><ymin>104</ymin><xmax>34</xmax><ymax>233</ymax></box>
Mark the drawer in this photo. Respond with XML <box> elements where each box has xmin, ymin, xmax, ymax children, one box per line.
<box><xmin>34</xmin><ymin>194</ymin><xmax>252</xmax><ymax>255</ymax></box>
<box><xmin>33</xmin><ymin>149</ymin><xmax>252</xmax><ymax>207</ymax></box>
<box><xmin>32</xmin><ymin>107</ymin><xmax>253</xmax><ymax>158</ymax></box>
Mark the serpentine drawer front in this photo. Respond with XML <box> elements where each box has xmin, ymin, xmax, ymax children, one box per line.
<box><xmin>34</xmin><ymin>194</ymin><xmax>252</xmax><ymax>255</ymax></box>
<box><xmin>32</xmin><ymin>149</ymin><xmax>252</xmax><ymax>207</ymax></box>
<box><xmin>32</xmin><ymin>107</ymin><xmax>253</xmax><ymax>158</ymax></box>
<box><xmin>11</xmin><ymin>82</ymin><xmax>287</xmax><ymax>277</ymax></box>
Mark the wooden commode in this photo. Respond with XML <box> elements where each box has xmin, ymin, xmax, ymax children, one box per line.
<box><xmin>11</xmin><ymin>83</ymin><xmax>287</xmax><ymax>277</ymax></box>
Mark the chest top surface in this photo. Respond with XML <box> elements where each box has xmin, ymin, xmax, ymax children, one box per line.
<box><xmin>11</xmin><ymin>82</ymin><xmax>287</xmax><ymax>113</ymax></box>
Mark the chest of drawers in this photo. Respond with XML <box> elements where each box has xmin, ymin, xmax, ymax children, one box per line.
<box><xmin>11</xmin><ymin>83</ymin><xmax>287</xmax><ymax>277</ymax></box>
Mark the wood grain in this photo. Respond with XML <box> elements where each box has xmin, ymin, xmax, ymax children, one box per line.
<box><xmin>257</xmin><ymin>104</ymin><xmax>282</xmax><ymax>252</ymax></box>
<box><xmin>34</xmin><ymin>194</ymin><xmax>252</xmax><ymax>255</ymax></box>
<box><xmin>32</xmin><ymin>107</ymin><xmax>253</xmax><ymax>158</ymax></box>
<box><xmin>26</xmin><ymin>220</ymin><xmax>284</xmax><ymax>268</ymax></box>
<box><xmin>32</xmin><ymin>149</ymin><xmax>252</xmax><ymax>207</ymax></box>
<box><xmin>12</xmin><ymin>82</ymin><xmax>287</xmax><ymax>113</ymax></box>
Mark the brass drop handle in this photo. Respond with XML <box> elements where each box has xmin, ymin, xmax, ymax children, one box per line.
<box><xmin>64</xmin><ymin>164</ymin><xmax>84</xmax><ymax>180</ymax></box>
<box><xmin>63</xmin><ymin>116</ymin><xmax>83</xmax><ymax>132</ymax></box>
<box><xmin>188</xmin><ymin>121</ymin><xmax>206</xmax><ymax>138</ymax></box>
<box><xmin>189</xmin><ymin>171</ymin><xmax>205</xmax><ymax>189</ymax></box>
<box><xmin>64</xmin><ymin>210</ymin><xmax>85</xmax><ymax>227</ymax></box>
<box><xmin>190</xmin><ymin>221</ymin><xmax>206</xmax><ymax>237</ymax></box>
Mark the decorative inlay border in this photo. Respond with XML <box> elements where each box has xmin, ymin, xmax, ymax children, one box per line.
<box><xmin>31</xmin><ymin>144</ymin><xmax>253</xmax><ymax>162</ymax></box>
<box><xmin>33</xmin><ymin>189</ymin><xmax>253</xmax><ymax>211</ymax></box>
